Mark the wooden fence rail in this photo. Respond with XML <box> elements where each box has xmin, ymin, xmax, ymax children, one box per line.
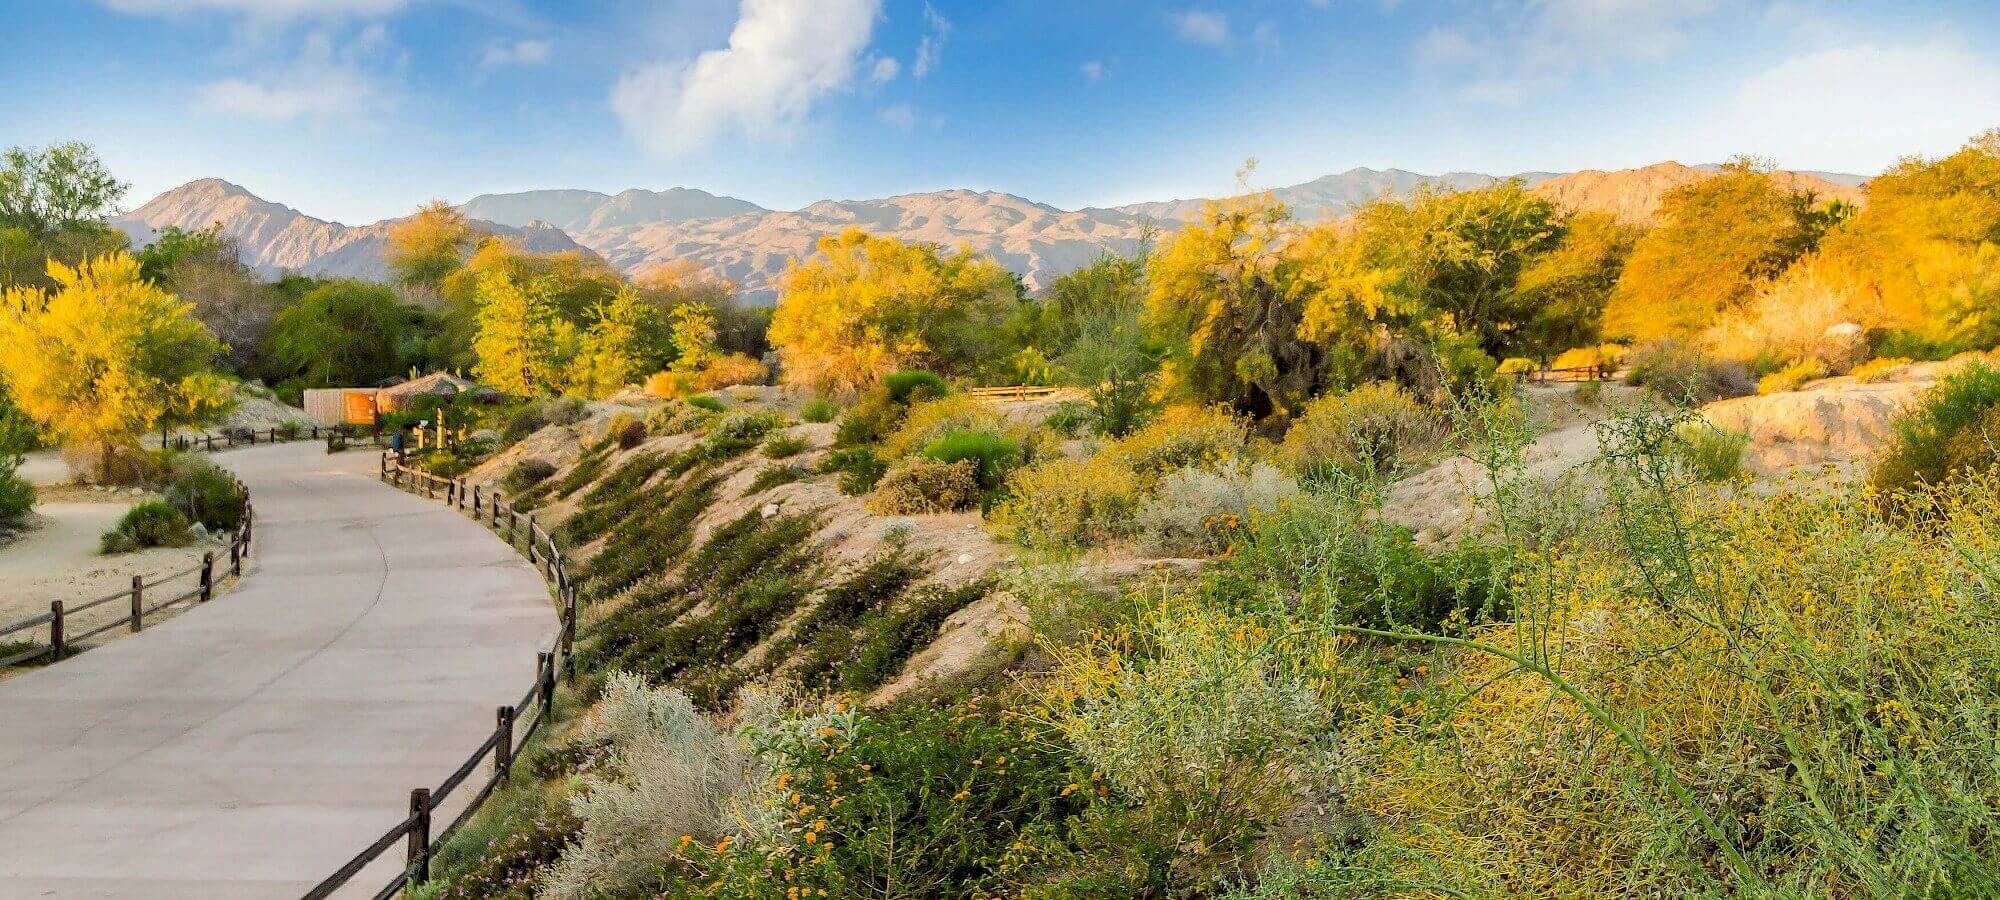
<box><xmin>156</xmin><ymin>424</ymin><xmax>353</xmax><ymax>453</ymax></box>
<box><xmin>301</xmin><ymin>455</ymin><xmax>578</xmax><ymax>900</ymax></box>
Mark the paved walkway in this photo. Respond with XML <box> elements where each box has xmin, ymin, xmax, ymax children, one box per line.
<box><xmin>0</xmin><ymin>442</ymin><xmax>556</xmax><ymax>898</ymax></box>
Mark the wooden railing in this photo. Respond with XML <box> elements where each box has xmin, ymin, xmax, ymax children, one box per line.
<box><xmin>302</xmin><ymin>455</ymin><xmax>579</xmax><ymax>900</ymax></box>
<box><xmin>1512</xmin><ymin>364</ymin><xmax>1617</xmax><ymax>384</ymax></box>
<box><xmin>967</xmin><ymin>384</ymin><xmax>1066</xmax><ymax>401</ymax></box>
<box><xmin>156</xmin><ymin>424</ymin><xmax>347</xmax><ymax>453</ymax></box>
<box><xmin>0</xmin><ymin>481</ymin><xmax>254</xmax><ymax>668</ymax></box>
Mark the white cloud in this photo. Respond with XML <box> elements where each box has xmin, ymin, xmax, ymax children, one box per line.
<box><xmin>100</xmin><ymin>0</ymin><xmax>407</xmax><ymax>19</ymax></box>
<box><xmin>1708</xmin><ymin>40</ymin><xmax>2000</xmax><ymax>173</ymax></box>
<box><xmin>1170</xmin><ymin>10</ymin><xmax>1229</xmax><ymax>46</ymax></box>
<box><xmin>196</xmin><ymin>28</ymin><xmax>397</xmax><ymax>122</ymax></box>
<box><xmin>879</xmin><ymin>102</ymin><xmax>916</xmax><ymax>131</ymax></box>
<box><xmin>610</xmin><ymin>0</ymin><xmax>882</xmax><ymax>157</ymax></box>
<box><xmin>481</xmin><ymin>38</ymin><xmax>551</xmax><ymax>69</ymax></box>
<box><xmin>913</xmin><ymin>4</ymin><xmax>951</xmax><ymax>79</ymax></box>
<box><xmin>1080</xmin><ymin>60</ymin><xmax>1105</xmax><ymax>81</ymax></box>
<box><xmin>1420</xmin><ymin>0</ymin><xmax>1719</xmax><ymax>103</ymax></box>
<box><xmin>871</xmin><ymin>56</ymin><xmax>900</xmax><ymax>84</ymax></box>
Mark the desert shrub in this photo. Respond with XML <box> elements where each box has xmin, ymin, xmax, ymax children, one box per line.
<box><xmin>417</xmin><ymin>791</ymin><xmax>580</xmax><ymax>900</ymax></box>
<box><xmin>883</xmin><ymin>369</ymin><xmax>949</xmax><ymax>403</ymax></box>
<box><xmin>1497</xmin><ymin>356</ymin><xmax>1538</xmax><ymax>377</ymax></box>
<box><xmin>644</xmin><ymin>355</ymin><xmax>769</xmax><ymax>399</ymax></box>
<box><xmin>868</xmin><ymin>457</ymin><xmax>981</xmax><ymax>514</ymax></box>
<box><xmin>574</xmin><ymin>473</ymin><xmax>722</xmax><ymax>603</ymax></box>
<box><xmin>1575</xmin><ymin>379</ymin><xmax>1603</xmax><ymax>403</ymax></box>
<box><xmin>835</xmin><ymin>387</ymin><xmax>904</xmax><ymax>446</ymax></box>
<box><xmin>702</xmin><ymin>409</ymin><xmax>786</xmax><ymax>459</ymax></box>
<box><xmin>1673</xmin><ymin>420</ymin><xmax>1750</xmax><ymax>482</ymax></box>
<box><xmin>1706</xmin><ymin>258</ymin><xmax>1875</xmax><ymax>373</ymax></box>
<box><xmin>656</xmin><ymin>694</ymin><xmax>1093</xmax><ymax>899</ymax></box>
<box><xmin>645</xmin><ymin>399</ymin><xmax>715</xmax><ymax>437</ymax></box>
<box><xmin>101</xmin><ymin>500</ymin><xmax>192</xmax><ymax>553</ymax></box>
<box><xmin>274</xmin><ymin>421</ymin><xmax>302</xmax><ymax>441</ymax></box>
<box><xmin>164</xmin><ymin>461</ymin><xmax>246</xmax><ymax>532</ymax></box>
<box><xmin>686</xmin><ymin>394</ymin><xmax>727</xmax><ymax>412</ymax></box>
<box><xmin>1276</xmin><ymin>382</ymin><xmax>1444</xmax><ymax>483</ymax></box>
<box><xmin>883</xmin><ymin>395</ymin><xmax>1005</xmax><ymax>458</ymax></box>
<box><xmin>604</xmin><ymin>412</ymin><xmax>646</xmax><ymax>449</ymax></box>
<box><xmin>536</xmin><ymin>673</ymin><xmax>752</xmax><ymax>899</ymax></box>
<box><xmin>1101</xmin><ymin>405</ymin><xmax>1247</xmax><ymax>491</ymax></box>
<box><xmin>774</xmin><ymin>548</ymin><xmax>927</xmax><ymax>684</ymax></box>
<box><xmin>920</xmin><ymin>428</ymin><xmax>1020</xmax><ymax>491</ymax></box>
<box><xmin>1872</xmin><ymin>362</ymin><xmax>2000</xmax><ymax>495</ymax></box>
<box><xmin>1042</xmin><ymin>399</ymin><xmax>1094</xmax><ymax>437</ymax></box>
<box><xmin>762</xmin><ymin>433</ymin><xmax>809</xmax><ymax>459</ymax></box>
<box><xmin>0</xmin><ymin>456</ymin><xmax>32</xmax><ymax>529</ymax></box>
<box><xmin>746</xmin><ymin>464</ymin><xmax>804</xmax><ymax>495</ymax></box>
<box><xmin>800</xmin><ymin>397</ymin><xmax>840</xmax><ymax>423</ymax></box>
<box><xmin>820</xmin><ymin>446</ymin><xmax>888</xmax><ymax>495</ymax></box>
<box><xmin>1851</xmin><ymin>356</ymin><xmax>1914</xmax><ymax>383</ymax></box>
<box><xmin>987</xmin><ymin>455</ymin><xmax>1141</xmax><ymax>551</ymax></box>
<box><xmin>1134</xmin><ymin>463</ymin><xmax>1299</xmax><ymax>557</ymax></box>
<box><xmin>1756</xmin><ymin>357</ymin><xmax>1829</xmax><ymax>394</ymax></box>
<box><xmin>502</xmin><ymin>459</ymin><xmax>556</xmax><ymax>493</ymax></box>
<box><xmin>1623</xmin><ymin>338</ymin><xmax>1755</xmax><ymax>404</ymax></box>
<box><xmin>501</xmin><ymin>398</ymin><xmax>589</xmax><ymax>444</ymax></box>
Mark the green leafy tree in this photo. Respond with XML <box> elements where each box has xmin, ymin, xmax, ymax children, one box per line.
<box><xmin>471</xmin><ymin>269</ymin><xmax>577</xmax><ymax>397</ymax></box>
<box><xmin>574</xmin><ymin>287</ymin><xmax>661</xmax><ymax>397</ymax></box>
<box><xmin>265</xmin><ymin>280</ymin><xmax>415</xmax><ymax>389</ymax></box>
<box><xmin>0</xmin><ymin>142</ymin><xmax>126</xmax><ymax>237</ymax></box>
<box><xmin>668</xmin><ymin>301</ymin><xmax>720</xmax><ymax>373</ymax></box>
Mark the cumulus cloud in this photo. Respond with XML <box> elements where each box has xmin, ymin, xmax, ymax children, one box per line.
<box><xmin>879</xmin><ymin>102</ymin><xmax>916</xmax><ymax>131</ymax></box>
<box><xmin>1709</xmin><ymin>40</ymin><xmax>2000</xmax><ymax>173</ymax></box>
<box><xmin>913</xmin><ymin>4</ymin><xmax>951</xmax><ymax>79</ymax></box>
<box><xmin>481</xmin><ymin>38</ymin><xmax>551</xmax><ymax>69</ymax></box>
<box><xmin>611</xmin><ymin>0</ymin><xmax>881</xmax><ymax>156</ymax></box>
<box><xmin>196</xmin><ymin>27</ymin><xmax>397</xmax><ymax>122</ymax></box>
<box><xmin>1420</xmin><ymin>0</ymin><xmax>1719</xmax><ymax>103</ymax></box>
<box><xmin>871</xmin><ymin>56</ymin><xmax>900</xmax><ymax>84</ymax></box>
<box><xmin>1081</xmin><ymin>60</ymin><xmax>1105</xmax><ymax>81</ymax></box>
<box><xmin>1170</xmin><ymin>10</ymin><xmax>1230</xmax><ymax>46</ymax></box>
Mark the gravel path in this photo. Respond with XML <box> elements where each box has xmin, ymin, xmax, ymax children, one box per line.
<box><xmin>0</xmin><ymin>442</ymin><xmax>555</xmax><ymax>897</ymax></box>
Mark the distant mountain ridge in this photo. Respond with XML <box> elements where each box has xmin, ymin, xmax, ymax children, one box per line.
<box><xmin>113</xmin><ymin>163</ymin><xmax>1868</xmax><ymax>302</ymax></box>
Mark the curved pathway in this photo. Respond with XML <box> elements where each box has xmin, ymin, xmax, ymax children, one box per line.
<box><xmin>0</xmin><ymin>442</ymin><xmax>556</xmax><ymax>897</ymax></box>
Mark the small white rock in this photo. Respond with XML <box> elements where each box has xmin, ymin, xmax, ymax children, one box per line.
<box><xmin>957</xmin><ymin>552</ymin><xmax>974</xmax><ymax>565</ymax></box>
<box><xmin>761</xmin><ymin>503</ymin><xmax>780</xmax><ymax>518</ymax></box>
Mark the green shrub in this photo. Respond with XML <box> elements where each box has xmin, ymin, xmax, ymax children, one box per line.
<box><xmin>920</xmin><ymin>429</ymin><xmax>1021</xmax><ymax>490</ymax></box>
<box><xmin>0</xmin><ymin>456</ymin><xmax>32</xmax><ymax>529</ymax></box>
<box><xmin>746</xmin><ymin>464</ymin><xmax>805</xmax><ymax>495</ymax></box>
<box><xmin>164</xmin><ymin>462</ymin><xmax>246</xmax><ymax>532</ymax></box>
<box><xmin>502</xmin><ymin>459</ymin><xmax>556</xmax><ymax>493</ymax></box>
<box><xmin>987</xmin><ymin>455</ymin><xmax>1140</xmax><ymax>551</ymax></box>
<box><xmin>645</xmin><ymin>399</ymin><xmax>715</xmax><ymax>437</ymax></box>
<box><xmin>1872</xmin><ymin>363</ymin><xmax>2000</xmax><ymax>495</ymax></box>
<box><xmin>1276</xmin><ymin>382</ymin><xmax>1443</xmax><ymax>482</ymax></box>
<box><xmin>800</xmin><ymin>398</ymin><xmax>841</xmax><ymax>423</ymax></box>
<box><xmin>1134</xmin><ymin>463</ymin><xmax>1298</xmax><ymax>557</ymax></box>
<box><xmin>702</xmin><ymin>409</ymin><xmax>786</xmax><ymax>460</ymax></box>
<box><xmin>275</xmin><ymin>421</ymin><xmax>302</xmax><ymax>441</ymax></box>
<box><xmin>1103</xmin><ymin>405</ymin><xmax>1246</xmax><ymax>491</ymax></box>
<box><xmin>501</xmin><ymin>397</ymin><xmax>588</xmax><ymax>443</ymax></box>
<box><xmin>883</xmin><ymin>370</ymin><xmax>948</xmax><ymax>403</ymax></box>
<box><xmin>1043</xmin><ymin>400</ymin><xmax>1094</xmax><ymax>437</ymax></box>
<box><xmin>1674</xmin><ymin>421</ymin><xmax>1750</xmax><ymax>482</ymax></box>
<box><xmin>1574</xmin><ymin>379</ymin><xmax>1603</xmax><ymax>403</ymax></box>
<box><xmin>868</xmin><ymin>457</ymin><xmax>981</xmax><ymax>514</ymax></box>
<box><xmin>1624</xmin><ymin>339</ymin><xmax>1755</xmax><ymax>404</ymax></box>
<box><xmin>884</xmin><ymin>395</ymin><xmax>1006</xmax><ymax>459</ymax></box>
<box><xmin>686</xmin><ymin>395</ymin><xmax>726</xmax><ymax>413</ymax></box>
<box><xmin>101</xmin><ymin>501</ymin><xmax>193</xmax><ymax>554</ymax></box>
<box><xmin>762</xmin><ymin>433</ymin><xmax>809</xmax><ymax>459</ymax></box>
<box><xmin>605</xmin><ymin>411</ymin><xmax>646</xmax><ymax>449</ymax></box>
<box><xmin>820</xmin><ymin>446</ymin><xmax>888</xmax><ymax>495</ymax></box>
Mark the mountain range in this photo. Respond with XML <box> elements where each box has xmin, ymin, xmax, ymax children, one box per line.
<box><xmin>113</xmin><ymin>163</ymin><xmax>1866</xmax><ymax>303</ymax></box>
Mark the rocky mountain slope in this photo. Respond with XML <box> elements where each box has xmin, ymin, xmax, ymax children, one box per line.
<box><xmin>110</xmin><ymin>178</ymin><xmax>590</xmax><ymax>281</ymax></box>
<box><xmin>116</xmin><ymin>162</ymin><xmax>1868</xmax><ymax>301</ymax></box>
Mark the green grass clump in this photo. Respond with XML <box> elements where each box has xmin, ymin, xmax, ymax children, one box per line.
<box><xmin>1872</xmin><ymin>362</ymin><xmax>2000</xmax><ymax>495</ymax></box>
<box><xmin>101</xmin><ymin>501</ymin><xmax>193</xmax><ymax>554</ymax></box>
<box><xmin>820</xmin><ymin>446</ymin><xmax>887</xmax><ymax>495</ymax></box>
<box><xmin>800</xmin><ymin>398</ymin><xmax>840</xmax><ymax>423</ymax></box>
<box><xmin>762</xmin><ymin>433</ymin><xmax>809</xmax><ymax>459</ymax></box>
<box><xmin>1673</xmin><ymin>421</ymin><xmax>1750</xmax><ymax>482</ymax></box>
<box><xmin>921</xmin><ymin>428</ymin><xmax>1021</xmax><ymax>491</ymax></box>
<box><xmin>501</xmin><ymin>459</ymin><xmax>556</xmax><ymax>494</ymax></box>
<box><xmin>883</xmin><ymin>370</ymin><xmax>948</xmax><ymax>402</ymax></box>
<box><xmin>686</xmin><ymin>395</ymin><xmax>727</xmax><ymax>413</ymax></box>
<box><xmin>162</xmin><ymin>458</ymin><xmax>245</xmax><ymax>532</ymax></box>
<box><xmin>746</xmin><ymin>465</ymin><xmax>805</xmax><ymax>496</ymax></box>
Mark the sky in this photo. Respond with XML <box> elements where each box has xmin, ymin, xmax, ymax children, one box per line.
<box><xmin>1</xmin><ymin>0</ymin><xmax>1995</xmax><ymax>225</ymax></box>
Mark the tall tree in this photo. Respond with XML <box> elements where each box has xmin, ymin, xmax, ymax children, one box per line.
<box><xmin>471</xmin><ymin>269</ymin><xmax>577</xmax><ymax>397</ymax></box>
<box><xmin>264</xmin><ymin>280</ymin><xmax>415</xmax><ymax>389</ymax></box>
<box><xmin>386</xmin><ymin>201</ymin><xmax>479</xmax><ymax>289</ymax></box>
<box><xmin>0</xmin><ymin>253</ymin><xmax>227</xmax><ymax>476</ymax></box>
<box><xmin>0</xmin><ymin>142</ymin><xmax>126</xmax><ymax>237</ymax></box>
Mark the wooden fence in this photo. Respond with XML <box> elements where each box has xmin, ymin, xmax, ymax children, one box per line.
<box><xmin>301</xmin><ymin>455</ymin><xmax>579</xmax><ymax>900</ymax></box>
<box><xmin>156</xmin><ymin>424</ymin><xmax>350</xmax><ymax>454</ymax></box>
<box><xmin>1512</xmin><ymin>364</ymin><xmax>1617</xmax><ymax>384</ymax></box>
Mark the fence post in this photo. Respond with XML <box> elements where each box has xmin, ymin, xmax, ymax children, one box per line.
<box><xmin>380</xmin><ymin>452</ymin><xmax>388</xmax><ymax>479</ymax></box>
<box><xmin>472</xmin><ymin>484</ymin><xmax>482</xmax><ymax>514</ymax></box>
<box><xmin>200</xmin><ymin>552</ymin><xmax>215</xmax><ymax>602</ymax></box>
<box><xmin>243</xmin><ymin>505</ymin><xmax>253</xmax><ymax>551</ymax></box>
<box><xmin>130</xmin><ymin>575</ymin><xmax>144</xmax><ymax>632</ymax></box>
<box><xmin>49</xmin><ymin>601</ymin><xmax>64</xmax><ymax>660</ymax></box>
<box><xmin>526</xmin><ymin>515</ymin><xmax>538</xmax><ymax>565</ymax></box>
<box><xmin>407</xmin><ymin>787</ymin><xmax>431</xmax><ymax>884</ymax></box>
<box><xmin>490</xmin><ymin>493</ymin><xmax>501</xmax><ymax>526</ymax></box>
<box><xmin>562</xmin><ymin>595</ymin><xmax>577</xmax><ymax>678</ymax></box>
<box><xmin>495</xmin><ymin>705</ymin><xmax>515</xmax><ymax>781</ymax></box>
<box><xmin>230</xmin><ymin>538</ymin><xmax>242</xmax><ymax>577</ymax></box>
<box><xmin>537</xmin><ymin>651</ymin><xmax>555</xmax><ymax>720</ymax></box>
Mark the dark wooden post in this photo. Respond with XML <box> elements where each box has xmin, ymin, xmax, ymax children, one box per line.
<box><xmin>130</xmin><ymin>575</ymin><xmax>144</xmax><ymax>632</ymax></box>
<box><xmin>526</xmin><ymin>515</ymin><xmax>538</xmax><ymax>565</ymax></box>
<box><xmin>537</xmin><ymin>651</ymin><xmax>555</xmax><ymax>720</ymax></box>
<box><xmin>407</xmin><ymin>788</ymin><xmax>432</xmax><ymax>884</ymax></box>
<box><xmin>472</xmin><ymin>484</ymin><xmax>482</xmax><ymax>514</ymax></box>
<box><xmin>49</xmin><ymin>601</ymin><xmax>64</xmax><ymax>659</ymax></box>
<box><xmin>199</xmin><ymin>552</ymin><xmax>215</xmax><ymax>602</ymax></box>
<box><xmin>230</xmin><ymin>539</ymin><xmax>241</xmax><ymax>577</ymax></box>
<box><xmin>495</xmin><ymin>705</ymin><xmax>515</xmax><ymax>781</ymax></box>
<box><xmin>490</xmin><ymin>493</ymin><xmax>501</xmax><ymax>526</ymax></box>
<box><xmin>243</xmin><ymin>505</ymin><xmax>253</xmax><ymax>550</ymax></box>
<box><xmin>380</xmin><ymin>452</ymin><xmax>388</xmax><ymax>479</ymax></box>
<box><xmin>562</xmin><ymin>596</ymin><xmax>577</xmax><ymax>678</ymax></box>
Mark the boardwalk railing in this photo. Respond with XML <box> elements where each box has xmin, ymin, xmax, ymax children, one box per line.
<box><xmin>302</xmin><ymin>455</ymin><xmax>579</xmax><ymax>900</ymax></box>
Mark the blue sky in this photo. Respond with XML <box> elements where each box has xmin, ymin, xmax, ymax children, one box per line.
<box><xmin>2</xmin><ymin>1</ymin><xmax>1996</xmax><ymax>225</ymax></box>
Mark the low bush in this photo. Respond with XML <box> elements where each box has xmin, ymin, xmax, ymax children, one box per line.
<box><xmin>163</xmin><ymin>460</ymin><xmax>246</xmax><ymax>532</ymax></box>
<box><xmin>501</xmin><ymin>398</ymin><xmax>587</xmax><ymax>444</ymax></box>
<box><xmin>820</xmin><ymin>446</ymin><xmax>888</xmax><ymax>495</ymax></box>
<box><xmin>502</xmin><ymin>459</ymin><xmax>556</xmax><ymax>493</ymax></box>
<box><xmin>1042</xmin><ymin>400</ymin><xmax>1094</xmax><ymax>437</ymax></box>
<box><xmin>1673</xmin><ymin>420</ymin><xmax>1750</xmax><ymax>482</ymax></box>
<box><xmin>762</xmin><ymin>433</ymin><xmax>809</xmax><ymax>459</ymax></box>
<box><xmin>920</xmin><ymin>428</ymin><xmax>1020</xmax><ymax>490</ymax></box>
<box><xmin>644</xmin><ymin>399</ymin><xmax>714</xmax><ymax>437</ymax></box>
<box><xmin>101</xmin><ymin>501</ymin><xmax>193</xmax><ymax>554</ymax></box>
<box><xmin>799</xmin><ymin>397</ymin><xmax>841</xmax><ymax>423</ymax></box>
<box><xmin>1624</xmin><ymin>339</ymin><xmax>1755</xmax><ymax>404</ymax></box>
<box><xmin>1756</xmin><ymin>357</ymin><xmax>1829</xmax><ymax>394</ymax></box>
<box><xmin>1497</xmin><ymin>356</ymin><xmax>1538</xmax><ymax>377</ymax></box>
<box><xmin>987</xmin><ymin>455</ymin><xmax>1140</xmax><ymax>551</ymax></box>
<box><xmin>686</xmin><ymin>395</ymin><xmax>726</xmax><ymax>413</ymax></box>
<box><xmin>0</xmin><ymin>456</ymin><xmax>32</xmax><ymax>529</ymax></box>
<box><xmin>702</xmin><ymin>409</ymin><xmax>786</xmax><ymax>459</ymax></box>
<box><xmin>868</xmin><ymin>457</ymin><xmax>981</xmax><ymax>514</ymax></box>
<box><xmin>883</xmin><ymin>395</ymin><xmax>1006</xmax><ymax>459</ymax></box>
<box><xmin>1872</xmin><ymin>362</ymin><xmax>2000</xmax><ymax>495</ymax></box>
<box><xmin>1276</xmin><ymin>382</ymin><xmax>1443</xmax><ymax>483</ymax></box>
<box><xmin>1102</xmin><ymin>405</ymin><xmax>1247</xmax><ymax>491</ymax></box>
<box><xmin>1134</xmin><ymin>463</ymin><xmax>1299</xmax><ymax>557</ymax></box>
<box><xmin>883</xmin><ymin>369</ymin><xmax>948</xmax><ymax>403</ymax></box>
<box><xmin>604</xmin><ymin>412</ymin><xmax>646</xmax><ymax>449</ymax></box>
<box><xmin>746</xmin><ymin>464</ymin><xmax>805</xmax><ymax>495</ymax></box>
<box><xmin>1850</xmin><ymin>356</ymin><xmax>1915</xmax><ymax>383</ymax></box>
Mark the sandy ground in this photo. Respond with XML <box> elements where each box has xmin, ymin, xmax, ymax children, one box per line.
<box><xmin>15</xmin><ymin>451</ymin><xmax>68</xmax><ymax>488</ymax></box>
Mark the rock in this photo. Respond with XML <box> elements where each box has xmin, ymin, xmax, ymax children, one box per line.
<box><xmin>470</xmin><ymin>429</ymin><xmax>501</xmax><ymax>444</ymax></box>
<box><xmin>761</xmin><ymin>503</ymin><xmax>780</xmax><ymax>519</ymax></box>
<box><xmin>190</xmin><ymin>523</ymin><xmax>210</xmax><ymax>541</ymax></box>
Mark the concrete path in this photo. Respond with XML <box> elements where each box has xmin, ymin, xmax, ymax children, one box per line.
<box><xmin>0</xmin><ymin>442</ymin><xmax>556</xmax><ymax>898</ymax></box>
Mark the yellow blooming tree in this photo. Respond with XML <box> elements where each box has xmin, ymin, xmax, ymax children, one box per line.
<box><xmin>0</xmin><ymin>253</ymin><xmax>228</xmax><ymax>477</ymax></box>
<box><xmin>471</xmin><ymin>268</ymin><xmax>577</xmax><ymax>397</ymax></box>
<box><xmin>769</xmin><ymin>228</ymin><xmax>1019</xmax><ymax>394</ymax></box>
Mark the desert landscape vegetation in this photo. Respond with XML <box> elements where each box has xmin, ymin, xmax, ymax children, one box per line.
<box><xmin>1</xmin><ymin>121</ymin><xmax>1998</xmax><ymax>896</ymax></box>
